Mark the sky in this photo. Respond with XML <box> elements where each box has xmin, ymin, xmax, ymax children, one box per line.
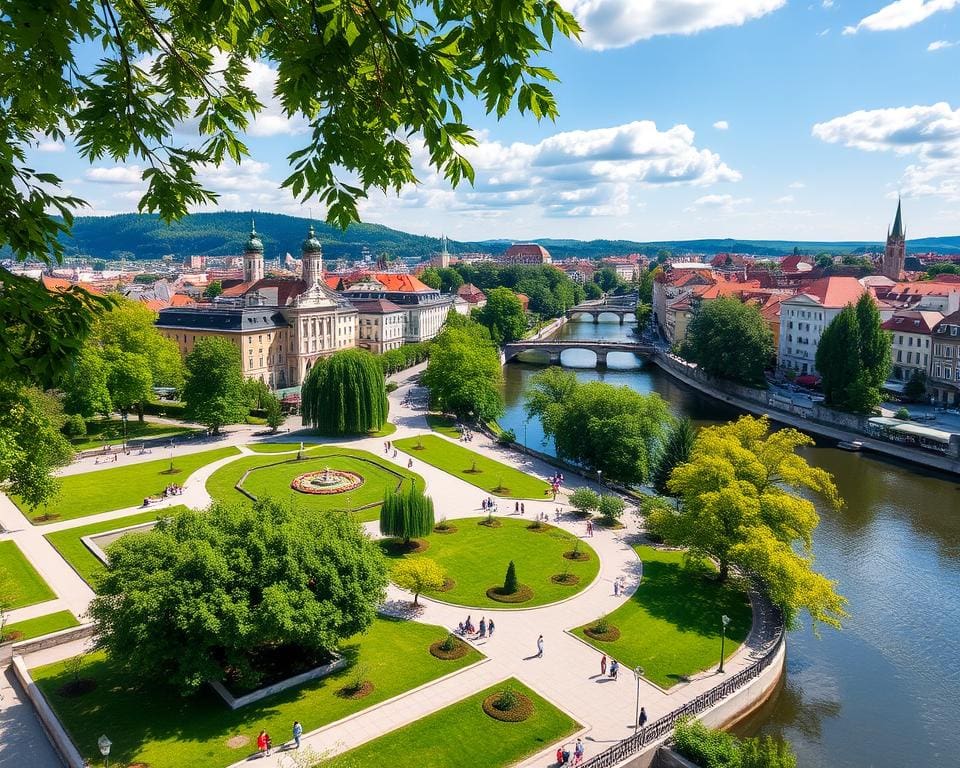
<box><xmin>28</xmin><ymin>0</ymin><xmax>960</xmax><ymax>244</ymax></box>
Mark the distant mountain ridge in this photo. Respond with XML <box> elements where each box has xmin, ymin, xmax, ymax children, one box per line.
<box><xmin>9</xmin><ymin>211</ymin><xmax>960</xmax><ymax>261</ymax></box>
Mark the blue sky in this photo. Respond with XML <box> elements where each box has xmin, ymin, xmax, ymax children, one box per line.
<box><xmin>29</xmin><ymin>0</ymin><xmax>960</xmax><ymax>243</ymax></box>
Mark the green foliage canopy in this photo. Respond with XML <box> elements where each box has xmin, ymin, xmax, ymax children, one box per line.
<box><xmin>680</xmin><ymin>297</ymin><xmax>773</xmax><ymax>387</ymax></box>
<box><xmin>422</xmin><ymin>324</ymin><xmax>504</xmax><ymax>421</ymax></box>
<box><xmin>380</xmin><ymin>484</ymin><xmax>435</xmax><ymax>544</ymax></box>
<box><xmin>182</xmin><ymin>337</ymin><xmax>248</xmax><ymax>432</ymax></box>
<box><xmin>650</xmin><ymin>417</ymin><xmax>697</xmax><ymax>496</ymax></box>
<box><xmin>89</xmin><ymin>499</ymin><xmax>388</xmax><ymax>694</ymax></box>
<box><xmin>302</xmin><ymin>349</ymin><xmax>389</xmax><ymax>435</ymax></box>
<box><xmin>477</xmin><ymin>287</ymin><xmax>527</xmax><ymax>344</ymax></box>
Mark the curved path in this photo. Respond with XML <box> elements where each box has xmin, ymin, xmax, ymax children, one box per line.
<box><xmin>0</xmin><ymin>366</ymin><xmax>770</xmax><ymax>768</ymax></box>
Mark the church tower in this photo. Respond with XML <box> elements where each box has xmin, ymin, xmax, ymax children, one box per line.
<box><xmin>243</xmin><ymin>221</ymin><xmax>265</xmax><ymax>283</ymax></box>
<box><xmin>882</xmin><ymin>199</ymin><xmax>905</xmax><ymax>280</ymax></box>
<box><xmin>301</xmin><ymin>225</ymin><xmax>323</xmax><ymax>286</ymax></box>
<box><xmin>440</xmin><ymin>234</ymin><xmax>450</xmax><ymax>269</ymax></box>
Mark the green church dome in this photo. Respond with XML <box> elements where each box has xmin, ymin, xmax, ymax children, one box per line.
<box><xmin>302</xmin><ymin>225</ymin><xmax>322</xmax><ymax>254</ymax></box>
<box><xmin>245</xmin><ymin>221</ymin><xmax>264</xmax><ymax>254</ymax></box>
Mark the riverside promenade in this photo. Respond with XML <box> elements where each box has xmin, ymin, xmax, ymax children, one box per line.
<box><xmin>1</xmin><ymin>365</ymin><xmax>783</xmax><ymax>768</ymax></box>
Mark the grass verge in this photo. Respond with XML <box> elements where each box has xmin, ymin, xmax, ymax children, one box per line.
<box><xmin>0</xmin><ymin>541</ymin><xmax>56</xmax><ymax>608</ymax></box>
<box><xmin>2</xmin><ymin>611</ymin><xmax>79</xmax><ymax>642</ymax></box>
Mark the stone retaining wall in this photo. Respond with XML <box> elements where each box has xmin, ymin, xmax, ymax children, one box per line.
<box><xmin>12</xmin><ymin>654</ymin><xmax>86</xmax><ymax>768</ymax></box>
<box><xmin>209</xmin><ymin>654</ymin><xmax>347</xmax><ymax>709</ymax></box>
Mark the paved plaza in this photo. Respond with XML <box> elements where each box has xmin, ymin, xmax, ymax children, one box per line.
<box><xmin>0</xmin><ymin>365</ymin><xmax>770</xmax><ymax>768</ymax></box>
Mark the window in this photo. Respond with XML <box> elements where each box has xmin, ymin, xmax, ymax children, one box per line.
<box><xmin>947</xmin><ymin>368</ymin><xmax>953</xmax><ymax>381</ymax></box>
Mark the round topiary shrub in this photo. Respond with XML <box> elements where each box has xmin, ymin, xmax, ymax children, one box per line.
<box><xmin>584</xmin><ymin>615</ymin><xmax>621</xmax><ymax>642</ymax></box>
<box><xmin>482</xmin><ymin>688</ymin><xmax>534</xmax><ymax>722</ymax></box>
<box><xmin>551</xmin><ymin>573</ymin><xmax>580</xmax><ymax>586</ymax></box>
<box><xmin>486</xmin><ymin>584</ymin><xmax>534</xmax><ymax>603</ymax></box>
<box><xmin>430</xmin><ymin>634</ymin><xmax>470</xmax><ymax>660</ymax></box>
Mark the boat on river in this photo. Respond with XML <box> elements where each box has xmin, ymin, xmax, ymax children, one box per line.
<box><xmin>837</xmin><ymin>440</ymin><xmax>863</xmax><ymax>451</ymax></box>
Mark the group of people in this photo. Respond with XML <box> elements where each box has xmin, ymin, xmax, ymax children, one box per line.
<box><xmin>514</xmin><ymin>501</ymin><xmax>526</xmax><ymax>514</ymax></box>
<box><xmin>547</xmin><ymin>472</ymin><xmax>564</xmax><ymax>499</ymax></box>
<box><xmin>481</xmin><ymin>497</ymin><xmax>498</xmax><ymax>513</ymax></box>
<box><xmin>556</xmin><ymin>738</ymin><xmax>585</xmax><ymax>765</ymax></box>
<box><xmin>612</xmin><ymin>575</ymin><xmax>628</xmax><ymax>597</ymax></box>
<box><xmin>162</xmin><ymin>483</ymin><xmax>183</xmax><ymax>497</ymax></box>
<box><xmin>383</xmin><ymin>440</ymin><xmax>398</xmax><ymax>459</ymax></box>
<box><xmin>256</xmin><ymin>720</ymin><xmax>303</xmax><ymax>757</ymax></box>
<box><xmin>598</xmin><ymin>653</ymin><xmax>620</xmax><ymax>679</ymax></box>
<box><xmin>456</xmin><ymin>614</ymin><xmax>495</xmax><ymax>638</ymax></box>
<box><xmin>458</xmin><ymin>427</ymin><xmax>475</xmax><ymax>442</ymax></box>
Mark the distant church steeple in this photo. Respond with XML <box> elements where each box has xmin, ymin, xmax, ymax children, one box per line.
<box><xmin>440</xmin><ymin>234</ymin><xmax>450</xmax><ymax>269</ymax></box>
<box><xmin>301</xmin><ymin>225</ymin><xmax>323</xmax><ymax>286</ymax></box>
<box><xmin>243</xmin><ymin>219</ymin><xmax>265</xmax><ymax>283</ymax></box>
<box><xmin>881</xmin><ymin>199</ymin><xmax>906</xmax><ymax>280</ymax></box>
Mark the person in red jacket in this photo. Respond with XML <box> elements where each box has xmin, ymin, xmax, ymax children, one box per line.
<box><xmin>257</xmin><ymin>730</ymin><xmax>271</xmax><ymax>756</ymax></box>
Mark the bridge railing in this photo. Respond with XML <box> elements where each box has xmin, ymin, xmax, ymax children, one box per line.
<box><xmin>579</xmin><ymin>608</ymin><xmax>785</xmax><ymax>768</ymax></box>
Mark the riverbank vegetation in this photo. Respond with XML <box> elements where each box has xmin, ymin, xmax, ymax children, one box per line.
<box><xmin>645</xmin><ymin>415</ymin><xmax>847</xmax><ymax>630</ymax></box>
<box><xmin>674</xmin><ymin>717</ymin><xmax>797</xmax><ymax>768</ymax></box>
<box><xmin>680</xmin><ymin>297</ymin><xmax>774</xmax><ymax>387</ymax></box>
<box><xmin>422</xmin><ymin>320</ymin><xmax>504</xmax><ymax>422</ymax></box>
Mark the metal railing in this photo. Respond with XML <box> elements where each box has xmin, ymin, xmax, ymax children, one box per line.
<box><xmin>580</xmin><ymin>609</ymin><xmax>785</xmax><ymax>768</ymax></box>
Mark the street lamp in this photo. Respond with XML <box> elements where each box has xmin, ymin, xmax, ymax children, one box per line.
<box><xmin>718</xmin><ymin>614</ymin><xmax>731</xmax><ymax>673</ymax></box>
<box><xmin>597</xmin><ymin>469</ymin><xmax>603</xmax><ymax>488</ymax></box>
<box><xmin>633</xmin><ymin>665</ymin><xmax>644</xmax><ymax>731</ymax></box>
<box><xmin>97</xmin><ymin>735</ymin><xmax>112</xmax><ymax>768</ymax></box>
<box><xmin>120</xmin><ymin>411</ymin><xmax>128</xmax><ymax>452</ymax></box>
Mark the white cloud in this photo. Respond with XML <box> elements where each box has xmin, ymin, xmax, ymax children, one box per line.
<box><xmin>813</xmin><ymin>102</ymin><xmax>960</xmax><ymax>199</ymax></box>
<box><xmin>843</xmin><ymin>0</ymin><xmax>959</xmax><ymax>35</ymax></box>
<box><xmin>685</xmin><ymin>193</ymin><xmax>751</xmax><ymax>213</ymax></box>
<box><xmin>713</xmin><ymin>120</ymin><xmax>730</xmax><ymax>130</ymax></box>
<box><xmin>37</xmin><ymin>140</ymin><xmax>65</xmax><ymax>153</ymax></box>
<box><xmin>775</xmin><ymin>195</ymin><xmax>795</xmax><ymax>203</ymax></box>
<box><xmin>567</xmin><ymin>0</ymin><xmax>786</xmax><ymax>50</ymax></box>
<box><xmin>789</xmin><ymin>180</ymin><xmax>806</xmax><ymax>188</ymax></box>
<box><xmin>86</xmin><ymin>165</ymin><xmax>144</xmax><ymax>184</ymax></box>
<box><xmin>818</xmin><ymin>27</ymin><xmax>831</xmax><ymax>36</ymax></box>
<box><xmin>822</xmin><ymin>0</ymin><xmax>834</xmax><ymax>7</ymax></box>
<box><xmin>928</xmin><ymin>39</ymin><xmax>957</xmax><ymax>50</ymax></box>
<box><xmin>241</xmin><ymin>59</ymin><xmax>309</xmax><ymax>138</ymax></box>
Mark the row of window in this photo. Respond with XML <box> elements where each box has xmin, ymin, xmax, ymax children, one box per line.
<box><xmin>896</xmin><ymin>351</ymin><xmax>928</xmax><ymax>366</ymax></box>
<box><xmin>786</xmin><ymin>309</ymin><xmax>824</xmax><ymax>320</ymax></box>
<box><xmin>933</xmin><ymin>364</ymin><xmax>960</xmax><ymax>382</ymax></box>
<box><xmin>933</xmin><ymin>344</ymin><xmax>957</xmax><ymax>358</ymax></box>
<box><xmin>896</xmin><ymin>336</ymin><xmax>930</xmax><ymax>348</ymax></box>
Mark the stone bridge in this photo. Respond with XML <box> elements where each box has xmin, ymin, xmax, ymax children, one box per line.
<box><xmin>566</xmin><ymin>301</ymin><xmax>637</xmax><ymax>324</ymax></box>
<box><xmin>503</xmin><ymin>339</ymin><xmax>655</xmax><ymax>369</ymax></box>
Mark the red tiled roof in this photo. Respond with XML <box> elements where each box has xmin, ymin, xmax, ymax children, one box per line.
<box><xmin>797</xmin><ymin>277</ymin><xmax>866</xmax><ymax>308</ymax></box>
<box><xmin>220</xmin><ymin>280</ymin><xmax>256</xmax><ymax>298</ymax></box>
<box><xmin>41</xmin><ymin>276</ymin><xmax>103</xmax><ymax>295</ymax></box>
<box><xmin>881</xmin><ymin>310</ymin><xmax>944</xmax><ymax>334</ymax></box>
<box><xmin>456</xmin><ymin>283</ymin><xmax>486</xmax><ymax>303</ymax></box>
<box><xmin>349</xmin><ymin>298</ymin><xmax>404</xmax><ymax>314</ymax></box>
<box><xmin>169</xmin><ymin>294</ymin><xmax>196</xmax><ymax>307</ymax></box>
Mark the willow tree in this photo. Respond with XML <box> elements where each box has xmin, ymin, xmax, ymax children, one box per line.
<box><xmin>302</xmin><ymin>350</ymin><xmax>388</xmax><ymax>435</ymax></box>
<box><xmin>380</xmin><ymin>485</ymin><xmax>435</xmax><ymax>545</ymax></box>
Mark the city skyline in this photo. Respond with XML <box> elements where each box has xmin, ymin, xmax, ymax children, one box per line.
<box><xmin>27</xmin><ymin>0</ymin><xmax>960</xmax><ymax>242</ymax></box>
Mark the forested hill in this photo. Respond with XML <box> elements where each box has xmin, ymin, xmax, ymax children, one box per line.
<box><xmin>12</xmin><ymin>210</ymin><xmax>960</xmax><ymax>261</ymax></box>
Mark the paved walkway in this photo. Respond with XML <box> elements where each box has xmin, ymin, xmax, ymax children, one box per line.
<box><xmin>1</xmin><ymin>367</ymin><xmax>769</xmax><ymax>768</ymax></box>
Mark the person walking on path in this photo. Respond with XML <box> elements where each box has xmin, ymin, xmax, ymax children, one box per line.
<box><xmin>638</xmin><ymin>707</ymin><xmax>648</xmax><ymax>730</ymax></box>
<box><xmin>537</xmin><ymin>634</ymin><xmax>544</xmax><ymax>658</ymax></box>
<box><xmin>574</xmin><ymin>738</ymin><xmax>585</xmax><ymax>765</ymax></box>
<box><xmin>599</xmin><ymin>654</ymin><xmax>607</xmax><ymax>677</ymax></box>
<box><xmin>609</xmin><ymin>660</ymin><xmax>619</xmax><ymax>679</ymax></box>
<box><xmin>521</xmin><ymin>502</ymin><xmax>525</xmax><ymax>514</ymax></box>
<box><xmin>292</xmin><ymin>721</ymin><xmax>303</xmax><ymax>749</ymax></box>
<box><xmin>488</xmin><ymin>618</ymin><xmax>495</xmax><ymax>637</ymax></box>
<box><xmin>613</xmin><ymin>579</ymin><xmax>620</xmax><ymax>597</ymax></box>
<box><xmin>479</xmin><ymin>617</ymin><xmax>486</xmax><ymax>638</ymax></box>
<box><xmin>407</xmin><ymin>458</ymin><xmax>413</xmax><ymax>469</ymax></box>
<box><xmin>515</xmin><ymin>501</ymin><xmax>519</xmax><ymax>513</ymax></box>
<box><xmin>257</xmin><ymin>730</ymin><xmax>271</xmax><ymax>756</ymax></box>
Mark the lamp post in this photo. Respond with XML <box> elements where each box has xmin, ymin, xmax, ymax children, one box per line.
<box><xmin>597</xmin><ymin>469</ymin><xmax>602</xmax><ymax>489</ymax></box>
<box><xmin>633</xmin><ymin>665</ymin><xmax>644</xmax><ymax>731</ymax></box>
<box><xmin>718</xmin><ymin>614</ymin><xmax>731</xmax><ymax>673</ymax></box>
<box><xmin>97</xmin><ymin>735</ymin><xmax>111</xmax><ymax>768</ymax></box>
<box><xmin>120</xmin><ymin>411</ymin><xmax>128</xmax><ymax>452</ymax></box>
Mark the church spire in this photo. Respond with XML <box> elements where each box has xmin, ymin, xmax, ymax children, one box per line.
<box><xmin>891</xmin><ymin>198</ymin><xmax>904</xmax><ymax>240</ymax></box>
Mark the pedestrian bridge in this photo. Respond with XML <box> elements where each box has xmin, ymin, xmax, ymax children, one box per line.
<box><xmin>503</xmin><ymin>340</ymin><xmax>655</xmax><ymax>369</ymax></box>
<box><xmin>566</xmin><ymin>302</ymin><xmax>636</xmax><ymax>324</ymax></box>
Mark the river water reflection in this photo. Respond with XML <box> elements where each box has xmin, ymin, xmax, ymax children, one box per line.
<box><xmin>500</xmin><ymin>319</ymin><xmax>960</xmax><ymax>768</ymax></box>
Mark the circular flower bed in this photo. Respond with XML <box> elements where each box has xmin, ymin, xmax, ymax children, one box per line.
<box><xmin>478</xmin><ymin>518</ymin><xmax>502</xmax><ymax>528</ymax></box>
<box><xmin>563</xmin><ymin>550</ymin><xmax>590</xmax><ymax>561</ymax></box>
<box><xmin>526</xmin><ymin>522</ymin><xmax>551</xmax><ymax>533</ymax></box>
<box><xmin>435</xmin><ymin>577</ymin><xmax>456</xmax><ymax>592</ymax></box>
<box><xmin>381</xmin><ymin>538</ymin><xmax>430</xmax><ymax>556</ymax></box>
<box><xmin>551</xmin><ymin>573</ymin><xmax>580</xmax><ymax>586</ymax></box>
<box><xmin>290</xmin><ymin>469</ymin><xmax>364</xmax><ymax>495</ymax></box>
<box><xmin>584</xmin><ymin>624</ymin><xmax>621</xmax><ymax>642</ymax></box>
<box><xmin>482</xmin><ymin>690</ymin><xmax>535</xmax><ymax>722</ymax></box>
<box><xmin>336</xmin><ymin>680</ymin><xmax>374</xmax><ymax>699</ymax></box>
<box><xmin>433</xmin><ymin>523</ymin><xmax>458</xmax><ymax>534</ymax></box>
<box><xmin>430</xmin><ymin>636</ymin><xmax>470</xmax><ymax>660</ymax></box>
<box><xmin>486</xmin><ymin>584</ymin><xmax>533</xmax><ymax>604</ymax></box>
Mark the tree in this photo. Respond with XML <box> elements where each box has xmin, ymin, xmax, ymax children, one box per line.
<box><xmin>816</xmin><ymin>296</ymin><xmax>891</xmax><ymax>414</ymax></box>
<box><xmin>650</xmin><ymin>417</ymin><xmax>696</xmax><ymax>496</ymax></box>
<box><xmin>437</xmin><ymin>268</ymin><xmax>464</xmax><ymax>294</ymax></box>
<box><xmin>637</xmin><ymin>268</ymin><xmax>656</xmax><ymax>304</ymax></box>
<box><xmin>182</xmin><ymin>337</ymin><xmax>247</xmax><ymax>433</ymax></box>
<box><xmin>61</xmin><ymin>349</ymin><xmax>112</xmax><ymax>418</ymax></box>
<box><xmin>680</xmin><ymin>297</ymin><xmax>774</xmax><ymax>387</ymax></box>
<box><xmin>549</xmin><ymin>382</ymin><xmax>669</xmax><ymax>485</ymax></box>
<box><xmin>204</xmin><ymin>280</ymin><xmax>223</xmax><ymax>299</ymax></box>
<box><xmin>569</xmin><ymin>488</ymin><xmax>600</xmax><ymax>516</ymax></box>
<box><xmin>264</xmin><ymin>394</ymin><xmax>286</xmax><ymax>433</ymax></box>
<box><xmin>503</xmin><ymin>561</ymin><xmax>519</xmax><ymax>594</ymax></box>
<box><xmin>598</xmin><ymin>495</ymin><xmax>625</xmax><ymax>524</ymax></box>
<box><xmin>477</xmin><ymin>287</ymin><xmax>526</xmax><ymax>344</ymax></box>
<box><xmin>523</xmin><ymin>367</ymin><xmax>579</xmax><ymax>448</ymax></box>
<box><xmin>419</xmin><ymin>267</ymin><xmax>442</xmax><ymax>290</ymax></box>
<box><xmin>0</xmin><ymin>385</ymin><xmax>74</xmax><ymax>509</ymax></box>
<box><xmin>392</xmin><ymin>559</ymin><xmax>446</xmax><ymax>605</ymax></box>
<box><xmin>635</xmin><ymin>302</ymin><xmax>653</xmax><ymax>329</ymax></box>
<box><xmin>0</xmin><ymin>2</ymin><xmax>579</xmax><ymax>390</ymax></box>
<box><xmin>380</xmin><ymin>484</ymin><xmax>435</xmax><ymax>544</ymax></box>
<box><xmin>647</xmin><ymin>415</ymin><xmax>846</xmax><ymax>630</ymax></box>
<box><xmin>302</xmin><ymin>349</ymin><xmax>388</xmax><ymax>435</ymax></box>
<box><xmin>422</xmin><ymin>325</ymin><xmax>504</xmax><ymax>421</ymax></box>
<box><xmin>593</xmin><ymin>267</ymin><xmax>624</xmax><ymax>293</ymax></box>
<box><xmin>815</xmin><ymin>254</ymin><xmax>834</xmax><ymax>269</ymax></box>
<box><xmin>89</xmin><ymin>499</ymin><xmax>388</xmax><ymax>693</ymax></box>
<box><xmin>904</xmin><ymin>369</ymin><xmax>928</xmax><ymax>401</ymax></box>
<box><xmin>105</xmin><ymin>350</ymin><xmax>154</xmax><ymax>414</ymax></box>
<box><xmin>583</xmin><ymin>282</ymin><xmax>602</xmax><ymax>300</ymax></box>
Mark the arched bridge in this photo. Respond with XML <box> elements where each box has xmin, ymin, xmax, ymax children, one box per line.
<box><xmin>503</xmin><ymin>340</ymin><xmax>655</xmax><ymax>369</ymax></box>
<box><xmin>566</xmin><ymin>301</ymin><xmax>637</xmax><ymax>324</ymax></box>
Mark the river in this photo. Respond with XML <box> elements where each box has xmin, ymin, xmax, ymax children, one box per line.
<box><xmin>499</xmin><ymin>317</ymin><xmax>960</xmax><ymax>768</ymax></box>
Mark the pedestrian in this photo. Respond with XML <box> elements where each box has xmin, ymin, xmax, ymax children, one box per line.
<box><xmin>537</xmin><ymin>634</ymin><xmax>544</xmax><ymax>658</ymax></box>
<box><xmin>292</xmin><ymin>720</ymin><xmax>303</xmax><ymax>749</ymax></box>
<box><xmin>521</xmin><ymin>502</ymin><xmax>525</xmax><ymax>514</ymax></box>
<box><xmin>610</xmin><ymin>660</ymin><xmax>619</xmax><ymax>679</ymax></box>
<box><xmin>257</xmin><ymin>730</ymin><xmax>270</xmax><ymax>756</ymax></box>
<box><xmin>488</xmin><ymin>618</ymin><xmax>495</xmax><ymax>637</ymax></box>
<box><xmin>600</xmin><ymin>654</ymin><xmax>607</xmax><ymax>676</ymax></box>
<box><xmin>479</xmin><ymin>617</ymin><xmax>486</xmax><ymax>638</ymax></box>
<box><xmin>574</xmin><ymin>738</ymin><xmax>584</xmax><ymax>765</ymax></box>
<box><xmin>407</xmin><ymin>458</ymin><xmax>413</xmax><ymax>469</ymax></box>
<box><xmin>638</xmin><ymin>707</ymin><xmax>648</xmax><ymax>729</ymax></box>
<box><xmin>515</xmin><ymin>501</ymin><xmax>519</xmax><ymax>513</ymax></box>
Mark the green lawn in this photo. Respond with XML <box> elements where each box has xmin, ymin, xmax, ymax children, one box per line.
<box><xmin>0</xmin><ymin>541</ymin><xmax>56</xmax><ymax>608</ymax></box>
<box><xmin>34</xmin><ymin>617</ymin><xmax>481</xmax><ymax>768</ymax></box>
<box><xmin>572</xmin><ymin>546</ymin><xmax>752</xmax><ymax>689</ymax></box>
<box><xmin>18</xmin><ymin>446</ymin><xmax>239</xmax><ymax>524</ymax></box>
<box><xmin>70</xmin><ymin>419</ymin><xmax>196</xmax><ymax>451</ymax></box>
<box><xmin>329</xmin><ymin>679</ymin><xmax>579</xmax><ymax>768</ymax></box>
<box><xmin>2</xmin><ymin>610</ymin><xmax>79</xmax><ymax>642</ymax></box>
<box><xmin>45</xmin><ymin>507</ymin><xmax>190</xmax><ymax>588</ymax></box>
<box><xmin>206</xmin><ymin>447</ymin><xmax>424</xmax><ymax>523</ymax></box>
<box><xmin>246</xmin><ymin>442</ymin><xmax>321</xmax><ymax>453</ymax></box>
<box><xmin>426</xmin><ymin>414</ymin><xmax>462</xmax><ymax>438</ymax></box>
<box><xmin>369</xmin><ymin>422</ymin><xmax>397</xmax><ymax>438</ymax></box>
<box><xmin>385</xmin><ymin>517</ymin><xmax>599</xmax><ymax>609</ymax></box>
<box><xmin>394</xmin><ymin>435</ymin><xmax>551</xmax><ymax>499</ymax></box>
